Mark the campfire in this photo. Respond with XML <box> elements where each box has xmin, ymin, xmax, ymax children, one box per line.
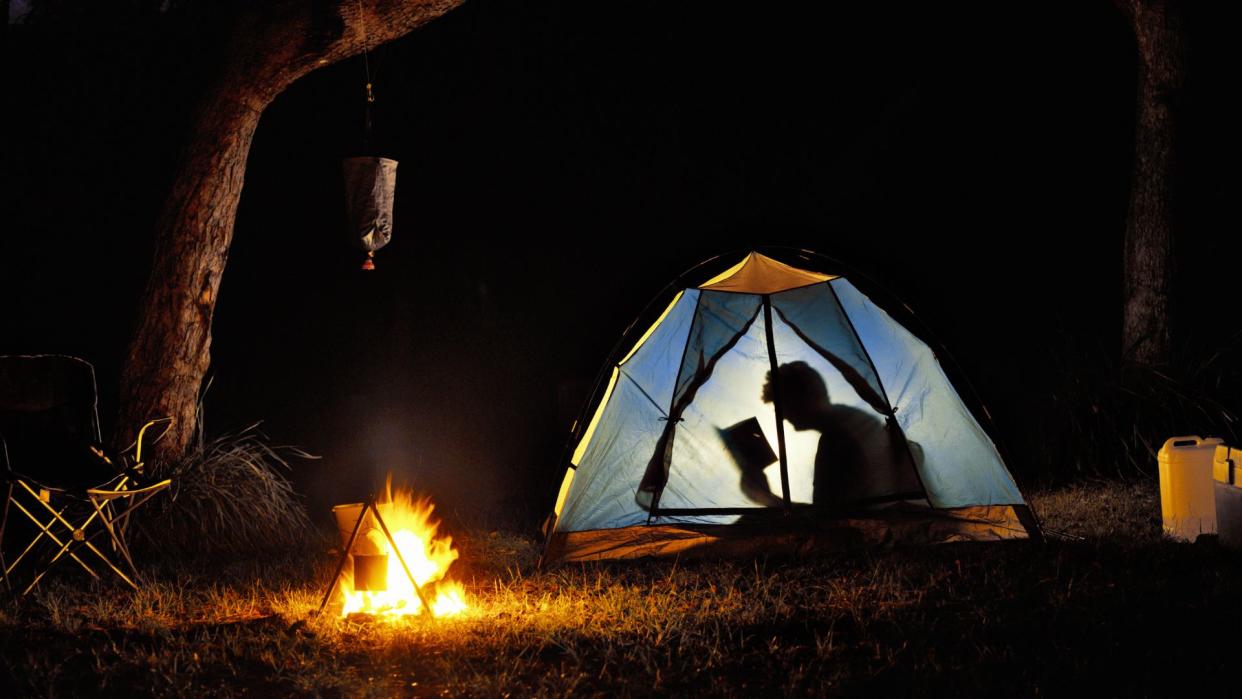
<box><xmin>327</xmin><ymin>478</ymin><xmax>468</xmax><ymax>618</ymax></box>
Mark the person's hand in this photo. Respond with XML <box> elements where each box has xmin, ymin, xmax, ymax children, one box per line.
<box><xmin>739</xmin><ymin>466</ymin><xmax>783</xmax><ymax>507</ymax></box>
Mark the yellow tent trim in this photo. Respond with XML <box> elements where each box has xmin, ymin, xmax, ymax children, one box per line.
<box><xmin>619</xmin><ymin>291</ymin><xmax>684</xmax><ymax>365</ymax></box>
<box><xmin>552</xmin><ymin>466</ymin><xmax>576</xmax><ymax>518</ymax></box>
<box><xmin>698</xmin><ymin>256</ymin><xmax>749</xmax><ymax>289</ymax></box>
<box><xmin>699</xmin><ymin>252</ymin><xmax>836</xmax><ymax>294</ymax></box>
<box><xmin>571</xmin><ymin>366</ymin><xmax>620</xmax><ymax>466</ymax></box>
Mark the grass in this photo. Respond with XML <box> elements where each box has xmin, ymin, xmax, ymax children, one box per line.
<box><xmin>1020</xmin><ymin>329</ymin><xmax>1242</xmax><ymax>484</ymax></box>
<box><xmin>128</xmin><ymin>422</ymin><xmax>319</xmax><ymax>558</ymax></box>
<box><xmin>2</xmin><ymin>480</ymin><xmax>1241</xmax><ymax>697</ymax></box>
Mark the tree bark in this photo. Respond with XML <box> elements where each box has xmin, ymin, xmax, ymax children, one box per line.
<box><xmin>117</xmin><ymin>0</ymin><xmax>466</xmax><ymax>464</ymax></box>
<box><xmin>1118</xmin><ymin>0</ymin><xmax>1183</xmax><ymax>367</ymax></box>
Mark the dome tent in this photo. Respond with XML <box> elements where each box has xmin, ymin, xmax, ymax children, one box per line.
<box><xmin>541</xmin><ymin>251</ymin><xmax>1040</xmax><ymax>564</ymax></box>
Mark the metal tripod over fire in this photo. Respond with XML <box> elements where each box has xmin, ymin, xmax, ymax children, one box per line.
<box><xmin>317</xmin><ymin>494</ymin><xmax>436</xmax><ymax>617</ymax></box>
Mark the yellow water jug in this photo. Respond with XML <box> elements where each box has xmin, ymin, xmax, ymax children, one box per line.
<box><xmin>1158</xmin><ymin>436</ymin><xmax>1222</xmax><ymax>541</ymax></box>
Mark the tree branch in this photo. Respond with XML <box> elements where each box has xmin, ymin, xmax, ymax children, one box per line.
<box><xmin>236</xmin><ymin>0</ymin><xmax>467</xmax><ymax>106</ymax></box>
<box><xmin>117</xmin><ymin>0</ymin><xmax>467</xmax><ymax>460</ymax></box>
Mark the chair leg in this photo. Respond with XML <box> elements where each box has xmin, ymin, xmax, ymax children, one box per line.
<box><xmin>4</xmin><ymin>500</ymin><xmax>64</xmax><ymax>575</ymax></box>
<box><xmin>22</xmin><ymin>533</ymin><xmax>105</xmax><ymax>597</ymax></box>
<box><xmin>103</xmin><ymin>488</ymin><xmax>166</xmax><ymax>579</ymax></box>
<box><xmin>6</xmin><ymin>480</ymin><xmax>164</xmax><ymax>595</ymax></box>
<box><xmin>106</xmin><ymin>488</ymin><xmax>163</xmax><ymax>532</ymax></box>
<box><xmin>42</xmin><ymin>519</ymin><xmax>143</xmax><ymax>593</ymax></box>
<box><xmin>6</xmin><ymin>504</ymin><xmax>64</xmax><ymax>573</ymax></box>
<box><xmin>55</xmin><ymin>527</ymin><xmax>138</xmax><ymax>592</ymax></box>
<box><xmin>13</xmin><ymin>491</ymin><xmax>140</xmax><ymax>593</ymax></box>
<box><xmin>10</xmin><ymin>497</ymin><xmax>98</xmax><ymax>582</ymax></box>
<box><xmin>36</xmin><ymin>533</ymin><xmax>139</xmax><ymax>593</ymax></box>
<box><xmin>0</xmin><ymin>483</ymin><xmax>12</xmax><ymax>594</ymax></box>
<box><xmin>102</xmin><ymin>477</ymin><xmax>128</xmax><ymax>553</ymax></box>
<box><xmin>90</xmin><ymin>497</ymin><xmax>139</xmax><ymax>581</ymax></box>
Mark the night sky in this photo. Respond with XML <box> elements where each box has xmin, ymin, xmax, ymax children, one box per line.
<box><xmin>2</xmin><ymin>1</ymin><xmax>1236</xmax><ymax>524</ymax></box>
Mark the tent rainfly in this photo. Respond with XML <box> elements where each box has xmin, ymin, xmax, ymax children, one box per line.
<box><xmin>541</xmin><ymin>251</ymin><xmax>1039</xmax><ymax>564</ymax></box>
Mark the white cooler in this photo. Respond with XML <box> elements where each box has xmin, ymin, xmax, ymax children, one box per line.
<box><xmin>1214</xmin><ymin>445</ymin><xmax>1242</xmax><ymax>550</ymax></box>
<box><xmin>1157</xmin><ymin>436</ymin><xmax>1222</xmax><ymax>541</ymax></box>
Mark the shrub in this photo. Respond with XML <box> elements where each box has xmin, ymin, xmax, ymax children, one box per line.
<box><xmin>1015</xmin><ymin>326</ymin><xmax>1241</xmax><ymax>484</ymax></box>
<box><xmin>128</xmin><ymin>418</ymin><xmax>321</xmax><ymax>558</ymax></box>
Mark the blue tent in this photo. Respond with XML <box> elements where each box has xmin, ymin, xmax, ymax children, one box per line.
<box><xmin>543</xmin><ymin>252</ymin><xmax>1038</xmax><ymax>563</ymax></box>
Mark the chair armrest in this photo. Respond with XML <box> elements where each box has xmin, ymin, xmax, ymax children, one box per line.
<box><xmin>125</xmin><ymin>418</ymin><xmax>174</xmax><ymax>471</ymax></box>
<box><xmin>88</xmin><ymin>478</ymin><xmax>172</xmax><ymax>499</ymax></box>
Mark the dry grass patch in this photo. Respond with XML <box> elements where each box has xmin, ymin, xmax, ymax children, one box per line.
<box><xmin>2</xmin><ymin>480</ymin><xmax>1241</xmax><ymax>697</ymax></box>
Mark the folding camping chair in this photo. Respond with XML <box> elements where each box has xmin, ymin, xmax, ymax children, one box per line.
<box><xmin>0</xmin><ymin>355</ymin><xmax>172</xmax><ymax>597</ymax></box>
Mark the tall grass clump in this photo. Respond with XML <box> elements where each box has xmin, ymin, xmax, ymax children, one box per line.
<box><xmin>1021</xmin><ymin>325</ymin><xmax>1241</xmax><ymax>483</ymax></box>
<box><xmin>129</xmin><ymin>413</ymin><xmax>320</xmax><ymax>558</ymax></box>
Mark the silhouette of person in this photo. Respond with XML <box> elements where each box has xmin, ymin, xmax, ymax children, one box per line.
<box><xmin>755</xmin><ymin>361</ymin><xmax>918</xmax><ymax>509</ymax></box>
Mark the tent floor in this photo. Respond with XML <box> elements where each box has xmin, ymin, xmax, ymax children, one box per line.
<box><xmin>544</xmin><ymin>505</ymin><xmax>1031</xmax><ymax>564</ymax></box>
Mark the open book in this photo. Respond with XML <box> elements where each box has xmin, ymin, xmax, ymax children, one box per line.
<box><xmin>719</xmin><ymin>417</ymin><xmax>782</xmax><ymax>506</ymax></box>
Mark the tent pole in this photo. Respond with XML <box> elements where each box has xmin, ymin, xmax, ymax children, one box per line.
<box><xmin>762</xmin><ymin>295</ymin><xmax>792</xmax><ymax>511</ymax></box>
<box><xmin>824</xmin><ymin>281</ymin><xmax>932</xmax><ymax>507</ymax></box>
<box><xmin>1012</xmin><ymin>504</ymin><xmax>1045</xmax><ymax>543</ymax></box>
<box><xmin>782</xmin><ymin>248</ymin><xmax>1041</xmax><ymax>536</ymax></box>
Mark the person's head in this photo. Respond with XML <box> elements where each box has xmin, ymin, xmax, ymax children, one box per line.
<box><xmin>762</xmin><ymin>361</ymin><xmax>830</xmax><ymax>430</ymax></box>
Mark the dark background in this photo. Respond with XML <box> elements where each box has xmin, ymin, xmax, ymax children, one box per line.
<box><xmin>2</xmin><ymin>1</ymin><xmax>1236</xmax><ymax>526</ymax></box>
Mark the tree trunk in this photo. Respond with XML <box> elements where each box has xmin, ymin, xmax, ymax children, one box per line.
<box><xmin>116</xmin><ymin>94</ymin><xmax>260</xmax><ymax>459</ymax></box>
<box><xmin>117</xmin><ymin>0</ymin><xmax>466</xmax><ymax>464</ymax></box>
<box><xmin>1118</xmin><ymin>0</ymin><xmax>1183</xmax><ymax>367</ymax></box>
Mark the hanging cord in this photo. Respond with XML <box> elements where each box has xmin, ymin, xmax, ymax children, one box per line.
<box><xmin>357</xmin><ymin>0</ymin><xmax>378</xmax><ymax>271</ymax></box>
<box><xmin>357</xmin><ymin>0</ymin><xmax>376</xmax><ymax>150</ymax></box>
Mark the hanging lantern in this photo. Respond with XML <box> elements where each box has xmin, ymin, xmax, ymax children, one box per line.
<box><xmin>342</xmin><ymin>156</ymin><xmax>397</xmax><ymax>270</ymax></box>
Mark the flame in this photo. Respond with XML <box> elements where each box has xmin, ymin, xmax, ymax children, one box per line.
<box><xmin>339</xmin><ymin>480</ymin><xmax>468</xmax><ymax>617</ymax></box>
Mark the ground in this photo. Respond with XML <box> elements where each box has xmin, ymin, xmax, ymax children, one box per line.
<box><xmin>1</xmin><ymin>480</ymin><xmax>1239</xmax><ymax>697</ymax></box>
